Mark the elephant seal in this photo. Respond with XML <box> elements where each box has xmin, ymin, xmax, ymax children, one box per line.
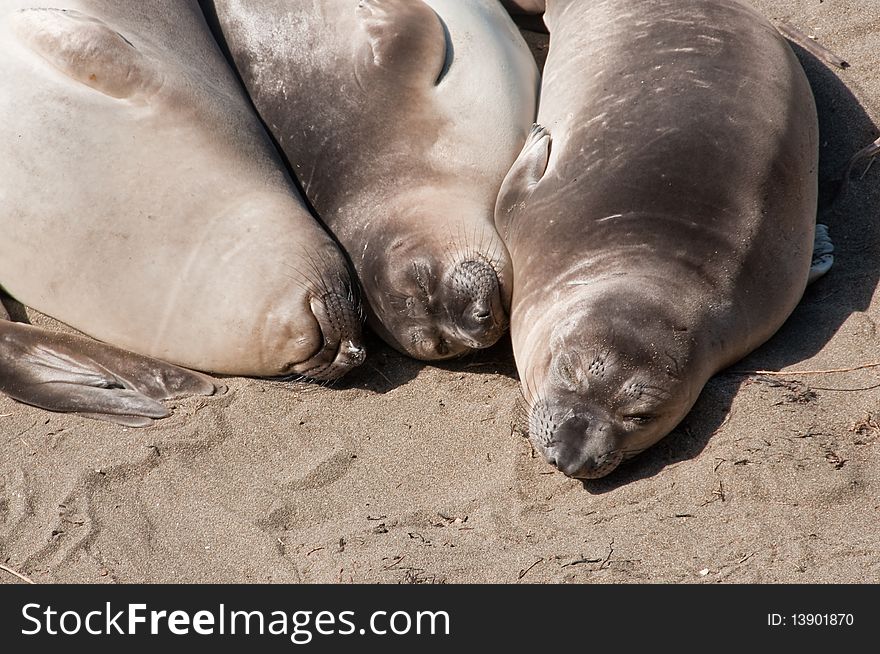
<box><xmin>0</xmin><ymin>0</ymin><xmax>364</xmax><ymax>425</ymax></box>
<box><xmin>496</xmin><ymin>0</ymin><xmax>832</xmax><ymax>479</ymax></box>
<box><xmin>202</xmin><ymin>0</ymin><xmax>539</xmax><ymax>360</ymax></box>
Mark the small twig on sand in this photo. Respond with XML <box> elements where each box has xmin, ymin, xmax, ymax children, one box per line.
<box><xmin>811</xmin><ymin>383</ymin><xmax>880</xmax><ymax>392</ymax></box>
<box><xmin>561</xmin><ymin>557</ymin><xmax>601</xmax><ymax>568</ymax></box>
<box><xmin>732</xmin><ymin>361</ymin><xmax>880</xmax><ymax>377</ymax></box>
<box><xmin>382</xmin><ymin>555</ymin><xmax>406</xmax><ymax>571</ymax></box>
<box><xmin>776</xmin><ymin>21</ymin><xmax>850</xmax><ymax>69</ymax></box>
<box><xmin>0</xmin><ymin>564</ymin><xmax>36</xmax><ymax>585</ymax></box>
<box><xmin>517</xmin><ymin>558</ymin><xmax>543</xmax><ymax>580</ymax></box>
<box><xmin>600</xmin><ymin>540</ymin><xmax>615</xmax><ymax>569</ymax></box>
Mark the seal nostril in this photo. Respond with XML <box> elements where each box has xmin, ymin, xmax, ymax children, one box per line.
<box><xmin>473</xmin><ymin>308</ymin><xmax>491</xmax><ymax>322</ymax></box>
<box><xmin>555</xmin><ymin>458</ymin><xmax>583</xmax><ymax>477</ymax></box>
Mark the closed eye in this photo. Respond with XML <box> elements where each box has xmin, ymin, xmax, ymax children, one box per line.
<box><xmin>412</xmin><ymin>263</ymin><xmax>431</xmax><ymax>302</ymax></box>
<box><xmin>623</xmin><ymin>413</ymin><xmax>655</xmax><ymax>426</ymax></box>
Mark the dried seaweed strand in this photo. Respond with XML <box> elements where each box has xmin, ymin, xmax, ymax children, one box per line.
<box><xmin>776</xmin><ymin>21</ymin><xmax>850</xmax><ymax>69</ymax></box>
<box><xmin>733</xmin><ymin>361</ymin><xmax>880</xmax><ymax>377</ymax></box>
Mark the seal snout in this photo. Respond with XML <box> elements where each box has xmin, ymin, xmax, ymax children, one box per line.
<box><xmin>550</xmin><ymin>449</ymin><xmax>625</xmax><ymax>480</ymax></box>
<box><xmin>448</xmin><ymin>258</ymin><xmax>508</xmax><ymax>349</ymax></box>
<box><xmin>537</xmin><ymin>412</ymin><xmax>625</xmax><ymax>480</ymax></box>
<box><xmin>293</xmin><ymin>291</ymin><xmax>365</xmax><ymax>381</ymax></box>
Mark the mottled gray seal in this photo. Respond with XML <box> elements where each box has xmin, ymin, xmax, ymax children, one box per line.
<box><xmin>496</xmin><ymin>0</ymin><xmax>832</xmax><ymax>479</ymax></box>
<box><xmin>0</xmin><ymin>0</ymin><xmax>364</xmax><ymax>426</ymax></box>
<box><xmin>202</xmin><ymin>0</ymin><xmax>539</xmax><ymax>360</ymax></box>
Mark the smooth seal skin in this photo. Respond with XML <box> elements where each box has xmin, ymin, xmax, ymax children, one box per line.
<box><xmin>202</xmin><ymin>0</ymin><xmax>539</xmax><ymax>360</ymax></box>
<box><xmin>0</xmin><ymin>0</ymin><xmax>364</xmax><ymax>425</ymax></box>
<box><xmin>497</xmin><ymin>0</ymin><xmax>826</xmax><ymax>479</ymax></box>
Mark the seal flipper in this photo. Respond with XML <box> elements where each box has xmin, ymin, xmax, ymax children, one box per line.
<box><xmin>11</xmin><ymin>8</ymin><xmax>161</xmax><ymax>100</ymax></box>
<box><xmin>356</xmin><ymin>0</ymin><xmax>448</xmax><ymax>86</ymax></box>
<box><xmin>0</xmin><ymin>318</ymin><xmax>222</xmax><ymax>427</ymax></box>
<box><xmin>808</xmin><ymin>223</ymin><xmax>834</xmax><ymax>284</ymax></box>
<box><xmin>495</xmin><ymin>124</ymin><xmax>552</xmax><ymax>234</ymax></box>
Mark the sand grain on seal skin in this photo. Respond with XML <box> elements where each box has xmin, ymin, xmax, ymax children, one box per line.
<box><xmin>2</xmin><ymin>0</ymin><xmax>880</xmax><ymax>584</ymax></box>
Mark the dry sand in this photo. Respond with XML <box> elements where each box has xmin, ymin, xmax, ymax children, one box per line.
<box><xmin>2</xmin><ymin>0</ymin><xmax>879</xmax><ymax>585</ymax></box>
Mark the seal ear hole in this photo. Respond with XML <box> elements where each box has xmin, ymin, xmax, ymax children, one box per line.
<box><xmin>12</xmin><ymin>8</ymin><xmax>159</xmax><ymax>100</ymax></box>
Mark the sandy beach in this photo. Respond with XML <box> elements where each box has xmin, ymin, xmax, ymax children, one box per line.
<box><xmin>2</xmin><ymin>0</ymin><xmax>879</xmax><ymax>585</ymax></box>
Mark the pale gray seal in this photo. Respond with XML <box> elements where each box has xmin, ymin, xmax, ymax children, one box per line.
<box><xmin>0</xmin><ymin>0</ymin><xmax>364</xmax><ymax>426</ymax></box>
<box><xmin>496</xmin><ymin>0</ymin><xmax>833</xmax><ymax>479</ymax></box>
<box><xmin>202</xmin><ymin>0</ymin><xmax>539</xmax><ymax>359</ymax></box>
